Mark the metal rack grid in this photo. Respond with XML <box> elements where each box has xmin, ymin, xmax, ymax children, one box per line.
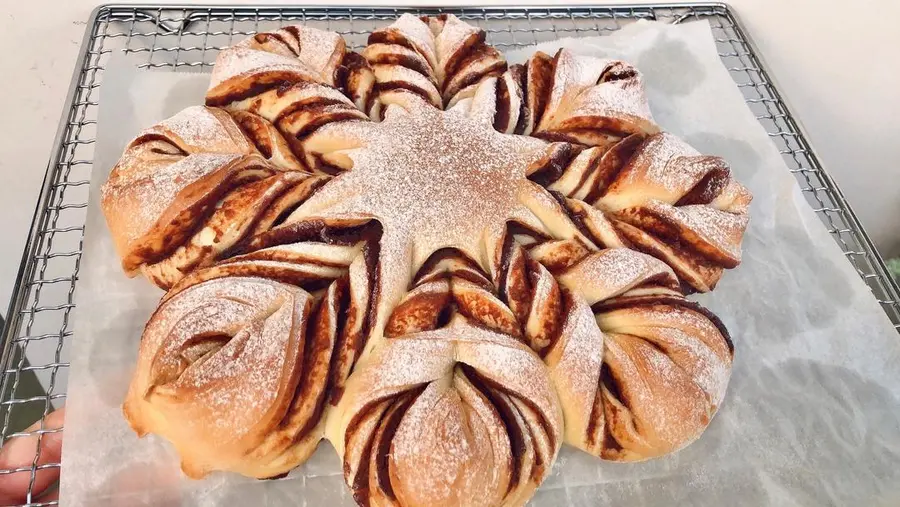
<box><xmin>1</xmin><ymin>3</ymin><xmax>898</xmax><ymax>505</ymax></box>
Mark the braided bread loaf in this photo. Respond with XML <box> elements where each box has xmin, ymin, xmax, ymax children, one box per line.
<box><xmin>107</xmin><ymin>14</ymin><xmax>751</xmax><ymax>507</ymax></box>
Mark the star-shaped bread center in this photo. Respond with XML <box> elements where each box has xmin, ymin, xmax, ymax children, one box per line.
<box><xmin>286</xmin><ymin>92</ymin><xmax>556</xmax><ymax>335</ymax></box>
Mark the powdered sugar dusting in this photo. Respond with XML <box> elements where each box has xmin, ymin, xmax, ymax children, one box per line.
<box><xmin>644</xmin><ymin>324</ymin><xmax>731</xmax><ymax>406</ymax></box>
<box><xmin>342</xmin><ymin>317</ymin><xmax>559</xmax><ymax>500</ymax></box>
<box><xmin>137</xmin><ymin>277</ymin><xmax>307</xmax><ymax>445</ymax></box>
<box><xmin>184</xmin><ymin>299</ymin><xmax>294</xmax><ymax>428</ymax></box>
<box><xmin>383</xmin><ymin>14</ymin><xmax>438</xmax><ymax>68</ymax></box>
<box><xmin>559</xmin><ymin>249</ymin><xmax>677</xmax><ymax>305</ymax></box>
<box><xmin>391</xmin><ymin>382</ymin><xmax>468</xmax><ymax>502</ymax></box>
<box><xmin>112</xmin><ymin>15</ymin><xmax>751</xmax><ymax>494</ymax></box>
<box><xmin>621</xmin><ymin>133</ymin><xmax>708</xmax><ymax>195</ymax></box>
<box><xmin>159</xmin><ymin>106</ymin><xmax>242</xmax><ymax>149</ymax></box>
<box><xmin>389</xmin><ymin>378</ymin><xmax>507</xmax><ymax>507</ymax></box>
<box><xmin>547</xmin><ymin>292</ymin><xmax>604</xmax><ymax>435</ymax></box>
<box><xmin>530</xmin><ymin>267</ymin><xmax>555</xmax><ymax>313</ymax></box>
<box><xmin>652</xmin><ymin>202</ymin><xmax>748</xmax><ymax>261</ymax></box>
<box><xmin>105</xmin><ymin>152</ymin><xmax>245</xmax><ymax>245</ymax></box>
<box><xmin>209</xmin><ymin>46</ymin><xmax>319</xmax><ymax>92</ymax></box>
<box><xmin>454</xmin><ymin>322</ymin><xmax>561</xmax><ymax>432</ymax></box>
<box><xmin>603</xmin><ymin>331</ymin><xmax>709</xmax><ymax>447</ymax></box>
<box><xmin>363</xmin><ymin>336</ymin><xmax>454</xmax><ymax>395</ymax></box>
<box><xmin>601</xmin><ymin>300</ymin><xmax>731</xmax><ymax>401</ymax></box>
<box><xmin>434</xmin><ymin>15</ymin><xmax>480</xmax><ymax>83</ymax></box>
<box><xmin>540</xmin><ymin>50</ymin><xmax>653</xmax><ymax>131</ymax></box>
<box><xmin>593</xmin><ymin>131</ymin><xmax>750</xmax><ymax>290</ymax></box>
<box><xmin>288</xmin><ymin>94</ymin><xmax>551</xmax><ymax>340</ymax></box>
<box><xmin>295</xmin><ymin>26</ymin><xmax>345</xmax><ymax>85</ymax></box>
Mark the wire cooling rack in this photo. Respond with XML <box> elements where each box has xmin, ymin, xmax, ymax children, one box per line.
<box><xmin>2</xmin><ymin>3</ymin><xmax>899</xmax><ymax>505</ymax></box>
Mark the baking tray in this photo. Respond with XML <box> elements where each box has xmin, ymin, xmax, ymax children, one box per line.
<box><xmin>2</xmin><ymin>3</ymin><xmax>898</xmax><ymax>505</ymax></box>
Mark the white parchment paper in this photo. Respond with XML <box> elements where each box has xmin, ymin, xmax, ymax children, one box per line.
<box><xmin>60</xmin><ymin>21</ymin><xmax>900</xmax><ymax>506</ymax></box>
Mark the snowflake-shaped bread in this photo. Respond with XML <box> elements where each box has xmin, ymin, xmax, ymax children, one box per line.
<box><xmin>104</xmin><ymin>14</ymin><xmax>750</xmax><ymax>507</ymax></box>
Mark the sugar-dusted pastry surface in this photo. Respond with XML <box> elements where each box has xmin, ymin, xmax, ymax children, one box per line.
<box><xmin>107</xmin><ymin>13</ymin><xmax>750</xmax><ymax>507</ymax></box>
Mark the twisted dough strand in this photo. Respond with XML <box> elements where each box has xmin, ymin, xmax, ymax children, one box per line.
<box><xmin>481</xmin><ymin>49</ymin><xmax>659</xmax><ymax>144</ymax></box>
<box><xmin>330</xmin><ymin>248</ymin><xmax>562</xmax><ymax>507</ymax></box>
<box><xmin>364</xmin><ymin>14</ymin><xmax>507</xmax><ymax>115</ymax></box>
<box><xmin>124</xmin><ymin>222</ymin><xmax>381</xmax><ymax>479</ymax></box>
<box><xmin>101</xmin><ymin>106</ymin><xmax>328</xmax><ymax>289</ymax></box>
<box><xmin>497</xmin><ymin>231</ymin><xmax>733</xmax><ymax>461</ymax></box>
<box><xmin>550</xmin><ymin>132</ymin><xmax>752</xmax><ymax>292</ymax></box>
<box><xmin>205</xmin><ymin>25</ymin><xmax>372</xmax><ymax>173</ymax></box>
<box><xmin>123</xmin><ymin>277</ymin><xmax>315</xmax><ymax>478</ymax></box>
